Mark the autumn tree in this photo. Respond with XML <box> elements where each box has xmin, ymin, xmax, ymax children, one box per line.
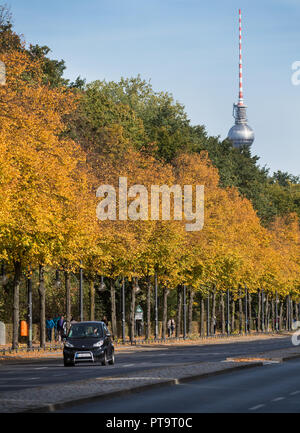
<box><xmin>0</xmin><ymin>49</ymin><xmax>97</xmax><ymax>347</ymax></box>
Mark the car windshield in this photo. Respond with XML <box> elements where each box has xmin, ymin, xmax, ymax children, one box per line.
<box><xmin>68</xmin><ymin>324</ymin><xmax>103</xmax><ymax>338</ymax></box>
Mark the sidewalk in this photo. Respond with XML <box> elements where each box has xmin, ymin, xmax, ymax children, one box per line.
<box><xmin>0</xmin><ymin>332</ymin><xmax>299</xmax><ymax>413</ymax></box>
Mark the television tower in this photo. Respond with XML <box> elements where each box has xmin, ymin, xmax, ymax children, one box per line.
<box><xmin>227</xmin><ymin>9</ymin><xmax>254</xmax><ymax>148</ymax></box>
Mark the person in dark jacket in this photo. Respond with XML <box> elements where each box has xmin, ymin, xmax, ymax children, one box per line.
<box><xmin>57</xmin><ymin>316</ymin><xmax>66</xmax><ymax>341</ymax></box>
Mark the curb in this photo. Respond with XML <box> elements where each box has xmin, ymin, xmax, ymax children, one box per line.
<box><xmin>21</xmin><ymin>361</ymin><xmax>264</xmax><ymax>413</ymax></box>
<box><xmin>282</xmin><ymin>353</ymin><xmax>300</xmax><ymax>361</ymax></box>
<box><xmin>0</xmin><ymin>357</ymin><xmax>62</xmax><ymax>366</ymax></box>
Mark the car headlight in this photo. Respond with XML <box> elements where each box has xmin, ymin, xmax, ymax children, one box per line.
<box><xmin>93</xmin><ymin>340</ymin><xmax>104</xmax><ymax>347</ymax></box>
<box><xmin>64</xmin><ymin>341</ymin><xmax>74</xmax><ymax>348</ymax></box>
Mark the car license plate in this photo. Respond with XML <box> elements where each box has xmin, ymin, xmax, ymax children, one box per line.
<box><xmin>76</xmin><ymin>352</ymin><xmax>92</xmax><ymax>358</ymax></box>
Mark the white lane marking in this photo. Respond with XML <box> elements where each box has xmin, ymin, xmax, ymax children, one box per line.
<box><xmin>122</xmin><ymin>364</ymin><xmax>135</xmax><ymax>367</ymax></box>
<box><xmin>249</xmin><ymin>404</ymin><xmax>265</xmax><ymax>411</ymax></box>
<box><xmin>23</xmin><ymin>377</ymin><xmax>40</xmax><ymax>381</ymax></box>
<box><xmin>272</xmin><ymin>397</ymin><xmax>285</xmax><ymax>402</ymax></box>
<box><xmin>290</xmin><ymin>391</ymin><xmax>300</xmax><ymax>396</ymax></box>
<box><xmin>150</xmin><ymin>354</ymin><xmax>169</xmax><ymax>356</ymax></box>
<box><xmin>34</xmin><ymin>367</ymin><xmax>48</xmax><ymax>370</ymax></box>
<box><xmin>96</xmin><ymin>377</ymin><xmax>176</xmax><ymax>381</ymax></box>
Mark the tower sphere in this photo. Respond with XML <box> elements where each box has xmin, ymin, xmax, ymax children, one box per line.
<box><xmin>228</xmin><ymin>123</ymin><xmax>255</xmax><ymax>148</ymax></box>
<box><xmin>228</xmin><ymin>103</ymin><xmax>254</xmax><ymax>148</ymax></box>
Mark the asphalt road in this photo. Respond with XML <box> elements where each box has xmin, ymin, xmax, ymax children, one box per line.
<box><xmin>0</xmin><ymin>335</ymin><xmax>294</xmax><ymax>393</ymax></box>
<box><xmin>56</xmin><ymin>359</ymin><xmax>300</xmax><ymax>413</ymax></box>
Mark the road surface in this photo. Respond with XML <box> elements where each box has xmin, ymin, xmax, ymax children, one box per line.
<box><xmin>56</xmin><ymin>358</ymin><xmax>300</xmax><ymax>413</ymax></box>
<box><xmin>0</xmin><ymin>335</ymin><xmax>294</xmax><ymax>393</ymax></box>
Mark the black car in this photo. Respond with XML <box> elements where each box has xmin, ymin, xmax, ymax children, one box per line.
<box><xmin>63</xmin><ymin>321</ymin><xmax>115</xmax><ymax>367</ymax></box>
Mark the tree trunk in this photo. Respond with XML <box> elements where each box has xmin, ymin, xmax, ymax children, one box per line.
<box><xmin>129</xmin><ymin>280</ymin><xmax>136</xmax><ymax>342</ymax></box>
<box><xmin>200</xmin><ymin>296</ymin><xmax>205</xmax><ymax>336</ymax></box>
<box><xmin>279</xmin><ymin>301</ymin><xmax>283</xmax><ymax>331</ymax></box>
<box><xmin>257</xmin><ymin>290</ymin><xmax>261</xmax><ymax>331</ymax></box>
<box><xmin>220</xmin><ymin>292</ymin><xmax>225</xmax><ymax>334</ymax></box>
<box><xmin>286</xmin><ymin>296</ymin><xmax>289</xmax><ymax>331</ymax></box>
<box><xmin>265</xmin><ymin>294</ymin><xmax>269</xmax><ymax>332</ymax></box>
<box><xmin>231</xmin><ymin>300</ymin><xmax>235</xmax><ymax>333</ymax></box>
<box><xmin>295</xmin><ymin>303</ymin><xmax>299</xmax><ymax>324</ymax></box>
<box><xmin>206</xmin><ymin>293</ymin><xmax>210</xmax><ymax>336</ymax></box>
<box><xmin>65</xmin><ymin>271</ymin><xmax>71</xmax><ymax>332</ymax></box>
<box><xmin>12</xmin><ymin>261</ymin><xmax>22</xmax><ymax>349</ymax></box>
<box><xmin>146</xmin><ymin>277</ymin><xmax>152</xmax><ymax>340</ymax></box>
<box><xmin>176</xmin><ymin>286</ymin><xmax>182</xmax><ymax>337</ymax></box>
<box><xmin>90</xmin><ymin>280</ymin><xmax>95</xmax><ymax>321</ymax></box>
<box><xmin>248</xmin><ymin>293</ymin><xmax>252</xmax><ymax>332</ymax></box>
<box><xmin>271</xmin><ymin>299</ymin><xmax>275</xmax><ymax>331</ymax></box>
<box><xmin>38</xmin><ymin>265</ymin><xmax>46</xmax><ymax>348</ymax></box>
<box><xmin>110</xmin><ymin>279</ymin><xmax>117</xmax><ymax>340</ymax></box>
<box><xmin>1</xmin><ymin>261</ymin><xmax>8</xmax><ymax>288</ymax></box>
<box><xmin>1</xmin><ymin>263</ymin><xmax>9</xmax><ymax>297</ymax></box>
<box><xmin>239</xmin><ymin>292</ymin><xmax>243</xmax><ymax>333</ymax></box>
<box><xmin>188</xmin><ymin>289</ymin><xmax>194</xmax><ymax>335</ymax></box>
<box><xmin>162</xmin><ymin>287</ymin><xmax>169</xmax><ymax>339</ymax></box>
<box><xmin>211</xmin><ymin>289</ymin><xmax>216</xmax><ymax>335</ymax></box>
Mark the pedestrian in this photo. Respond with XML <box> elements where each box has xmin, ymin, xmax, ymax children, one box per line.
<box><xmin>46</xmin><ymin>317</ymin><xmax>55</xmax><ymax>343</ymax></box>
<box><xmin>57</xmin><ymin>315</ymin><xmax>66</xmax><ymax>341</ymax></box>
<box><xmin>53</xmin><ymin>314</ymin><xmax>60</xmax><ymax>342</ymax></box>
<box><xmin>63</xmin><ymin>318</ymin><xmax>67</xmax><ymax>336</ymax></box>
<box><xmin>213</xmin><ymin>316</ymin><xmax>217</xmax><ymax>335</ymax></box>
<box><xmin>170</xmin><ymin>318</ymin><xmax>175</xmax><ymax>336</ymax></box>
<box><xmin>167</xmin><ymin>319</ymin><xmax>172</xmax><ymax>337</ymax></box>
<box><xmin>102</xmin><ymin>316</ymin><xmax>108</xmax><ymax>326</ymax></box>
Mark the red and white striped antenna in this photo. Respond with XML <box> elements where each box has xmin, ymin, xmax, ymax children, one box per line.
<box><xmin>238</xmin><ymin>8</ymin><xmax>244</xmax><ymax>106</ymax></box>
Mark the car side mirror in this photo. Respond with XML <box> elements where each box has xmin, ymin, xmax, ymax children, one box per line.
<box><xmin>106</xmin><ymin>332</ymin><xmax>111</xmax><ymax>338</ymax></box>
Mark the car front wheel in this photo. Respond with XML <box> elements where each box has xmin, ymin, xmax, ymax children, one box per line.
<box><xmin>101</xmin><ymin>351</ymin><xmax>108</xmax><ymax>366</ymax></box>
<box><xmin>108</xmin><ymin>351</ymin><xmax>115</xmax><ymax>365</ymax></box>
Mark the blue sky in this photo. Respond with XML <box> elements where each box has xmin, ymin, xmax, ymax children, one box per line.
<box><xmin>7</xmin><ymin>0</ymin><xmax>300</xmax><ymax>176</ymax></box>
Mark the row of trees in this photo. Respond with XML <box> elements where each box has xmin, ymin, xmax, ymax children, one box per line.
<box><xmin>0</xmin><ymin>6</ymin><xmax>299</xmax><ymax>348</ymax></box>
